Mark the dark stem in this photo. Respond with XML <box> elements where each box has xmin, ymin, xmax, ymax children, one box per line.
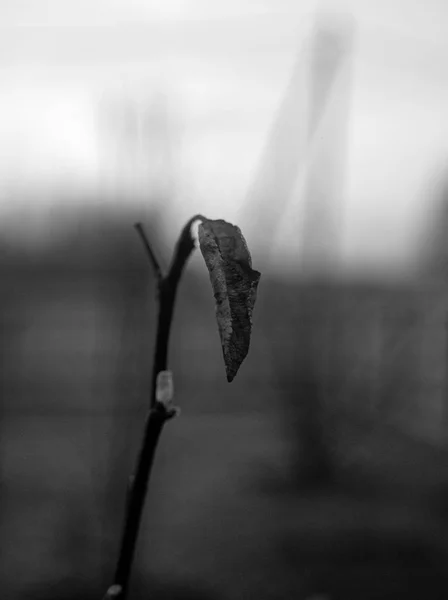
<box><xmin>103</xmin><ymin>214</ymin><xmax>206</xmax><ymax>600</ymax></box>
<box><xmin>150</xmin><ymin>214</ymin><xmax>206</xmax><ymax>408</ymax></box>
<box><xmin>112</xmin><ymin>403</ymin><xmax>175</xmax><ymax>598</ymax></box>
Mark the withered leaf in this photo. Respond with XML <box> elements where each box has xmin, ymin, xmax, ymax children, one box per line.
<box><xmin>198</xmin><ymin>219</ymin><xmax>261</xmax><ymax>382</ymax></box>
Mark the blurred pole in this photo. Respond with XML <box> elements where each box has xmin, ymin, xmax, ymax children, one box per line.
<box><xmin>240</xmin><ymin>29</ymin><xmax>309</xmax><ymax>270</ymax></box>
<box><xmin>241</xmin><ymin>14</ymin><xmax>355</xmax><ymax>277</ymax></box>
<box><xmin>300</xmin><ymin>15</ymin><xmax>355</xmax><ymax>278</ymax></box>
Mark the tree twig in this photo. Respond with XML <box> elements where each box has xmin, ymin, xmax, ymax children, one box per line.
<box><xmin>134</xmin><ymin>222</ymin><xmax>164</xmax><ymax>283</ymax></box>
<box><xmin>112</xmin><ymin>403</ymin><xmax>177</xmax><ymax>598</ymax></box>
<box><xmin>103</xmin><ymin>214</ymin><xmax>206</xmax><ymax>599</ymax></box>
<box><xmin>149</xmin><ymin>214</ymin><xmax>206</xmax><ymax>409</ymax></box>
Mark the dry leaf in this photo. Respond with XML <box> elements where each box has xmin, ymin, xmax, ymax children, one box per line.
<box><xmin>198</xmin><ymin>219</ymin><xmax>261</xmax><ymax>382</ymax></box>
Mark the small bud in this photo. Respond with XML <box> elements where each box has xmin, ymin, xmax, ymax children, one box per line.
<box><xmin>156</xmin><ymin>370</ymin><xmax>174</xmax><ymax>407</ymax></box>
<box><xmin>103</xmin><ymin>584</ymin><xmax>123</xmax><ymax>599</ymax></box>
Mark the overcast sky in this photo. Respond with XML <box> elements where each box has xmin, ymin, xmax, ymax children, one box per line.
<box><xmin>0</xmin><ymin>0</ymin><xmax>447</xmax><ymax>276</ymax></box>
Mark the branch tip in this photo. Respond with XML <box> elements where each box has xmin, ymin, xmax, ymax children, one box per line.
<box><xmin>134</xmin><ymin>222</ymin><xmax>164</xmax><ymax>281</ymax></box>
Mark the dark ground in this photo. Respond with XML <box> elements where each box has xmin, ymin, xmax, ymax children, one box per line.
<box><xmin>3</xmin><ymin>411</ymin><xmax>448</xmax><ymax>600</ymax></box>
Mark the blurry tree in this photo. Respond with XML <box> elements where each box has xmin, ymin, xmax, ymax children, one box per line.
<box><xmin>417</xmin><ymin>168</ymin><xmax>448</xmax><ymax>281</ymax></box>
<box><xmin>97</xmin><ymin>87</ymin><xmax>178</xmax><ymax>213</ymax></box>
<box><xmin>263</xmin><ymin>280</ymin><xmax>336</xmax><ymax>489</ymax></box>
<box><xmin>287</xmin><ymin>351</ymin><xmax>335</xmax><ymax>487</ymax></box>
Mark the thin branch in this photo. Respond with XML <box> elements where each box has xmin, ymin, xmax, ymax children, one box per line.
<box><xmin>166</xmin><ymin>214</ymin><xmax>207</xmax><ymax>286</ymax></box>
<box><xmin>112</xmin><ymin>403</ymin><xmax>177</xmax><ymax>598</ymax></box>
<box><xmin>134</xmin><ymin>222</ymin><xmax>164</xmax><ymax>282</ymax></box>
<box><xmin>103</xmin><ymin>214</ymin><xmax>207</xmax><ymax>600</ymax></box>
<box><xmin>149</xmin><ymin>214</ymin><xmax>207</xmax><ymax>409</ymax></box>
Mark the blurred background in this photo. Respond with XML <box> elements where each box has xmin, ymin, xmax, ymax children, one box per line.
<box><xmin>2</xmin><ymin>1</ymin><xmax>448</xmax><ymax>599</ymax></box>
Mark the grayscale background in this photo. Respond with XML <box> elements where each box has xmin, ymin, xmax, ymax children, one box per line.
<box><xmin>1</xmin><ymin>2</ymin><xmax>448</xmax><ymax>599</ymax></box>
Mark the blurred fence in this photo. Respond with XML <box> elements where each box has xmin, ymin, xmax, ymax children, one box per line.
<box><xmin>260</xmin><ymin>279</ymin><xmax>448</xmax><ymax>491</ymax></box>
<box><xmin>322</xmin><ymin>287</ymin><xmax>445</xmax><ymax>440</ymax></box>
<box><xmin>2</xmin><ymin>215</ymin><xmax>448</xmax><ymax>598</ymax></box>
<box><xmin>262</xmin><ymin>280</ymin><xmax>448</xmax><ymax>433</ymax></box>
